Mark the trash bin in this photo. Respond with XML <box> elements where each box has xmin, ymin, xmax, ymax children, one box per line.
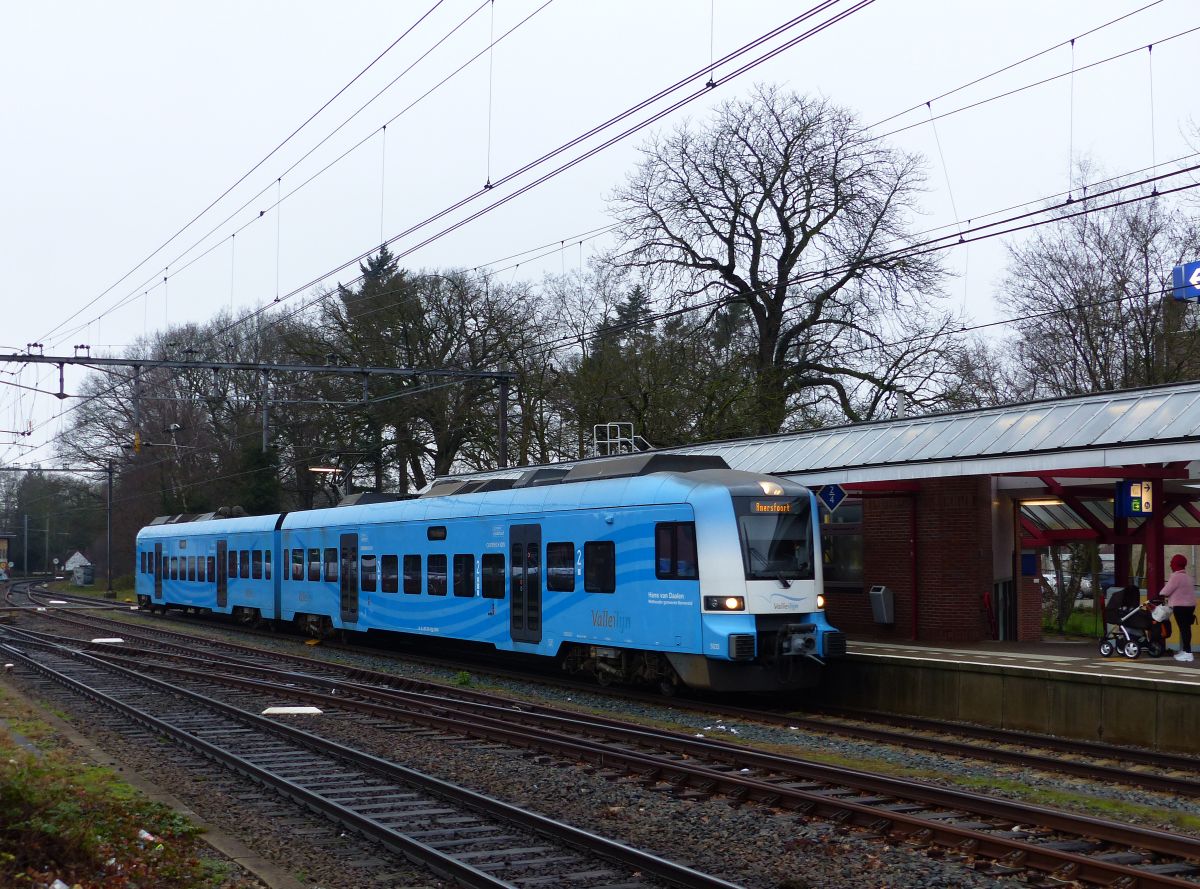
<box><xmin>868</xmin><ymin>585</ymin><xmax>894</xmax><ymax>624</ymax></box>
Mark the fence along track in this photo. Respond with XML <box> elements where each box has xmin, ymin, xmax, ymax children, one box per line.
<box><xmin>0</xmin><ymin>634</ymin><xmax>738</xmax><ymax>889</ymax></box>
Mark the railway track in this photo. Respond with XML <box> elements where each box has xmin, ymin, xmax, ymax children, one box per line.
<box><xmin>5</xmin><ymin>613</ymin><xmax>1200</xmax><ymax>887</ymax></box>
<box><xmin>25</xmin><ymin>595</ymin><xmax>1200</xmax><ymax>802</ymax></box>
<box><xmin>0</xmin><ymin>627</ymin><xmax>736</xmax><ymax>889</ymax></box>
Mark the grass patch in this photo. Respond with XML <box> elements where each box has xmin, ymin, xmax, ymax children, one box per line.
<box><xmin>0</xmin><ymin>702</ymin><xmax>238</xmax><ymax>888</ymax></box>
<box><xmin>1043</xmin><ymin>606</ymin><xmax>1103</xmax><ymax>637</ymax></box>
<box><xmin>955</xmin><ymin>773</ymin><xmax>1200</xmax><ymax>831</ymax></box>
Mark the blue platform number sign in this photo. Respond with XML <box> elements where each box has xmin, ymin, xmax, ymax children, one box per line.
<box><xmin>1172</xmin><ymin>261</ymin><xmax>1200</xmax><ymax>301</ymax></box>
<box><xmin>1115</xmin><ymin>480</ymin><xmax>1153</xmax><ymax>518</ymax></box>
<box><xmin>816</xmin><ymin>483</ymin><xmax>847</xmax><ymax>513</ymax></box>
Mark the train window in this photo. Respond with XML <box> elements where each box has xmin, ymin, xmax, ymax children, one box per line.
<box><xmin>546</xmin><ymin>542</ymin><xmax>575</xmax><ymax>592</ymax></box>
<box><xmin>228</xmin><ymin>549</ymin><xmax>237</xmax><ymax>579</ymax></box>
<box><xmin>481</xmin><ymin>553</ymin><xmax>505</xmax><ymax>598</ymax></box>
<box><xmin>381</xmin><ymin>555</ymin><xmax>399</xmax><ymax>593</ymax></box>
<box><xmin>427</xmin><ymin>525</ymin><xmax>447</xmax><ymax>541</ymax></box>
<box><xmin>324</xmin><ymin>548</ymin><xmax>338</xmax><ymax>582</ymax></box>
<box><xmin>187</xmin><ymin>556</ymin><xmax>197</xmax><ymax>582</ymax></box>
<box><xmin>207</xmin><ymin>556</ymin><xmax>215</xmax><ymax>582</ymax></box>
<box><xmin>139</xmin><ymin>552</ymin><xmax>145</xmax><ymax>573</ymax></box>
<box><xmin>264</xmin><ymin>549</ymin><xmax>272</xmax><ymax>580</ymax></box>
<box><xmin>307</xmin><ymin>548</ymin><xmax>321</xmax><ymax>581</ymax></box>
<box><xmin>655</xmin><ymin>522</ymin><xmax>698</xmax><ymax>580</ymax></box>
<box><xmin>584</xmin><ymin>541</ymin><xmax>616</xmax><ymax>593</ymax></box>
<box><xmin>453</xmin><ymin>554</ymin><xmax>475</xmax><ymax>597</ymax></box>
<box><xmin>403</xmin><ymin>555</ymin><xmax>421</xmax><ymax>594</ymax></box>
<box><xmin>252</xmin><ymin>550</ymin><xmax>263</xmax><ymax>579</ymax></box>
<box><xmin>360</xmin><ymin>555</ymin><xmax>377</xmax><ymax>592</ymax></box>
<box><xmin>428</xmin><ymin>554</ymin><xmax>447</xmax><ymax>595</ymax></box>
<box><xmin>292</xmin><ymin>549</ymin><xmax>305</xmax><ymax>581</ymax></box>
<box><xmin>168</xmin><ymin>557</ymin><xmax>177</xmax><ymax>580</ymax></box>
<box><xmin>239</xmin><ymin>550</ymin><xmax>250</xmax><ymax>579</ymax></box>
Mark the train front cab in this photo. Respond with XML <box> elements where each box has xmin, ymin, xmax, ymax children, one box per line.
<box><xmin>668</xmin><ymin>473</ymin><xmax>846</xmax><ymax>692</ymax></box>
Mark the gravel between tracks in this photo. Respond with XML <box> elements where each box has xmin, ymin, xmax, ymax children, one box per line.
<box><xmin>1</xmin><ymin>612</ymin><xmax>1056</xmax><ymax>887</ymax></box>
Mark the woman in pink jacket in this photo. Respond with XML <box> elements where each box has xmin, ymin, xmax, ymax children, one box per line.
<box><xmin>1161</xmin><ymin>554</ymin><xmax>1197</xmax><ymax>662</ymax></box>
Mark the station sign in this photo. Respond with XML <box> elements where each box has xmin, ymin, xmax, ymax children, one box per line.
<box><xmin>1115</xmin><ymin>480</ymin><xmax>1153</xmax><ymax>517</ymax></box>
<box><xmin>1172</xmin><ymin>261</ymin><xmax>1200</xmax><ymax>301</ymax></box>
<box><xmin>816</xmin><ymin>483</ymin><xmax>847</xmax><ymax>513</ymax></box>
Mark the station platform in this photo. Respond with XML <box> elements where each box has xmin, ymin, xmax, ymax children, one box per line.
<box><xmin>814</xmin><ymin>637</ymin><xmax>1200</xmax><ymax>753</ymax></box>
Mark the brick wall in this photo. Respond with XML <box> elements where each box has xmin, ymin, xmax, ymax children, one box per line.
<box><xmin>840</xmin><ymin>476</ymin><xmax>996</xmax><ymax>642</ymax></box>
<box><xmin>1017</xmin><ymin>572</ymin><xmax>1044</xmax><ymax>641</ymax></box>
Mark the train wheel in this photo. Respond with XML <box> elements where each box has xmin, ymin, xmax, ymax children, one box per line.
<box><xmin>1098</xmin><ymin>639</ymin><xmax>1115</xmax><ymax>657</ymax></box>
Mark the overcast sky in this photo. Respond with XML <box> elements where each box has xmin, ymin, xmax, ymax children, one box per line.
<box><xmin>2</xmin><ymin>0</ymin><xmax>1196</xmax><ymax>467</ymax></box>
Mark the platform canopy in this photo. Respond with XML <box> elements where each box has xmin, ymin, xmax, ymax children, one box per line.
<box><xmin>665</xmin><ymin>381</ymin><xmax>1200</xmax><ymax>486</ymax></box>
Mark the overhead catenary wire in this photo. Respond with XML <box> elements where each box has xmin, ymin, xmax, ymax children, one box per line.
<box><xmin>873</xmin><ymin>21</ymin><xmax>1200</xmax><ymax>143</ymax></box>
<box><xmin>217</xmin><ymin>6</ymin><xmax>1200</xmax><ymax>348</ymax></box>
<box><xmin>32</xmin><ymin>1</ymin><xmax>1177</xmax><ymax>359</ymax></box>
<box><xmin>216</xmin><ymin>0</ymin><xmax>877</xmax><ymax>340</ymax></box>
<box><xmin>0</xmin><ymin>1</ymin><xmax>1171</xmax><ymax>456</ymax></box>
<box><xmin>46</xmin><ymin>0</ymin><xmax>847</xmax><ymax>352</ymax></box>
<box><xmin>35</xmin><ymin>0</ymin><xmax>451</xmax><ymax>347</ymax></box>
<box><xmin>38</xmin><ymin>0</ymin><xmax>540</xmax><ymax>352</ymax></box>
<box><xmin>9</xmin><ymin>160</ymin><xmax>1197</xmax><ymax>471</ymax></box>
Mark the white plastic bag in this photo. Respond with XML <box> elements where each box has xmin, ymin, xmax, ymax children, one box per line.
<box><xmin>1151</xmin><ymin>603</ymin><xmax>1173</xmax><ymax>623</ymax></box>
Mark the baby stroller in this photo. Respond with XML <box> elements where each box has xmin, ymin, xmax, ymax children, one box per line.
<box><xmin>1098</xmin><ymin>585</ymin><xmax>1171</xmax><ymax>659</ymax></box>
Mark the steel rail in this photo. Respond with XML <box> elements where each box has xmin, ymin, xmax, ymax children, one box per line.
<box><xmin>49</xmin><ymin>635</ymin><xmax>1200</xmax><ymax>889</ymax></box>
<box><xmin>23</xmin><ymin>599</ymin><xmax>1200</xmax><ymax>801</ymax></box>
<box><xmin>0</xmin><ymin>634</ymin><xmax>740</xmax><ymax>889</ymax></box>
<box><xmin>46</xmin><ymin>604</ymin><xmax>1200</xmax><ymax>797</ymax></box>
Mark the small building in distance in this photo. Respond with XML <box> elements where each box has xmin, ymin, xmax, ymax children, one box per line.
<box><xmin>64</xmin><ymin>550</ymin><xmax>93</xmax><ymax>586</ymax></box>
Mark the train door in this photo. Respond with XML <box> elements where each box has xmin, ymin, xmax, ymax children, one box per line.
<box><xmin>216</xmin><ymin>540</ymin><xmax>228</xmax><ymax>608</ymax></box>
<box><xmin>339</xmin><ymin>533</ymin><xmax>359</xmax><ymax>624</ymax></box>
<box><xmin>153</xmin><ymin>543</ymin><xmax>163</xmax><ymax>600</ymax></box>
<box><xmin>509</xmin><ymin>524</ymin><xmax>542</xmax><ymax>644</ymax></box>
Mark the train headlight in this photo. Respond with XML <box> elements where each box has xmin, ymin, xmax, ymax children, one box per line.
<box><xmin>705</xmin><ymin>596</ymin><xmax>745</xmax><ymax>611</ymax></box>
<box><xmin>816</xmin><ymin>594</ymin><xmax>826</xmax><ymax>609</ymax></box>
<box><xmin>758</xmin><ymin>480</ymin><xmax>784</xmax><ymax>496</ymax></box>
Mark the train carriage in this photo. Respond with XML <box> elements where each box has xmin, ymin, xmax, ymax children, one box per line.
<box><xmin>135</xmin><ymin>455</ymin><xmax>844</xmax><ymax>692</ymax></box>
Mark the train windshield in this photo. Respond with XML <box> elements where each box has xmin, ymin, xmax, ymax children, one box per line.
<box><xmin>733</xmin><ymin>497</ymin><xmax>814</xmax><ymax>581</ymax></box>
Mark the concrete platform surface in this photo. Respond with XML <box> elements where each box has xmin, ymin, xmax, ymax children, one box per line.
<box><xmin>850</xmin><ymin>638</ymin><xmax>1200</xmax><ymax>686</ymax></box>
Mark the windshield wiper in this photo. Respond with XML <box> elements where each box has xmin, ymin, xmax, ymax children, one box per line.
<box><xmin>776</xmin><ymin>574</ymin><xmax>792</xmax><ymax>589</ymax></box>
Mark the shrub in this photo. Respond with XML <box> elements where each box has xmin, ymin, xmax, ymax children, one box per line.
<box><xmin>0</xmin><ymin>738</ymin><xmax>211</xmax><ymax>888</ymax></box>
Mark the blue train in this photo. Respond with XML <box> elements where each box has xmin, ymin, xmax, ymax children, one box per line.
<box><xmin>135</xmin><ymin>454</ymin><xmax>844</xmax><ymax>692</ymax></box>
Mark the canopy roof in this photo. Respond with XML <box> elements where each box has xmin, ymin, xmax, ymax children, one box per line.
<box><xmin>665</xmin><ymin>381</ymin><xmax>1200</xmax><ymax>486</ymax></box>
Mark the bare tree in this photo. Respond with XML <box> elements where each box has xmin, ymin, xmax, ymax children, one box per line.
<box><xmin>609</xmin><ymin>84</ymin><xmax>960</xmax><ymax>433</ymax></box>
<box><xmin>1000</xmin><ymin>173</ymin><xmax>1200</xmax><ymax>397</ymax></box>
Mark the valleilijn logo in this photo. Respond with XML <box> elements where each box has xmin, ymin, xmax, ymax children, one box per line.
<box><xmin>591</xmin><ymin>609</ymin><xmax>630</xmax><ymax>632</ymax></box>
